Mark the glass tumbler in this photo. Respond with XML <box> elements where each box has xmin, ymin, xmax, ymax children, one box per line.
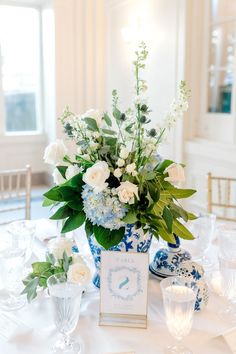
<box><xmin>160</xmin><ymin>276</ymin><xmax>197</xmax><ymax>354</ymax></box>
<box><xmin>47</xmin><ymin>273</ymin><xmax>84</xmax><ymax>354</ymax></box>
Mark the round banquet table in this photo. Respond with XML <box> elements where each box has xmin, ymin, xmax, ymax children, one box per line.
<box><xmin>0</xmin><ymin>220</ymin><xmax>234</xmax><ymax>354</ymax></box>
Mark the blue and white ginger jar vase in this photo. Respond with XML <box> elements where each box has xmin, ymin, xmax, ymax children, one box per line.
<box><xmin>88</xmin><ymin>224</ymin><xmax>152</xmax><ymax>288</ymax></box>
<box><xmin>149</xmin><ymin>236</ymin><xmax>191</xmax><ymax>279</ymax></box>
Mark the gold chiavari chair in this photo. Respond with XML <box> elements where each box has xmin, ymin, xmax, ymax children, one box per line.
<box><xmin>0</xmin><ymin>165</ymin><xmax>32</xmax><ymax>224</ymax></box>
<box><xmin>207</xmin><ymin>172</ymin><xmax>236</xmax><ymax>222</ymax></box>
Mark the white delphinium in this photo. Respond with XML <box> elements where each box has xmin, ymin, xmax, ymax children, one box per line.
<box><xmin>114</xmin><ymin>168</ymin><xmax>123</xmax><ymax>178</ymax></box>
<box><xmin>126</xmin><ymin>163</ymin><xmax>136</xmax><ymax>174</ymax></box>
<box><xmin>52</xmin><ymin>168</ymin><xmax>66</xmax><ymax>185</ymax></box>
<box><xmin>65</xmin><ymin>165</ymin><xmax>83</xmax><ymax>180</ymax></box>
<box><xmin>44</xmin><ymin>140</ymin><xmax>67</xmax><ymax>166</ymax></box>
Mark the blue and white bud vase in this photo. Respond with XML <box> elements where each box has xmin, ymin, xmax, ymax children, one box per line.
<box><xmin>88</xmin><ymin>224</ymin><xmax>153</xmax><ymax>288</ymax></box>
<box><xmin>149</xmin><ymin>235</ymin><xmax>191</xmax><ymax>279</ymax></box>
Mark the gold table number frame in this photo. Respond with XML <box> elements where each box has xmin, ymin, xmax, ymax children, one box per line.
<box><xmin>99</xmin><ymin>251</ymin><xmax>149</xmax><ymax>329</ymax></box>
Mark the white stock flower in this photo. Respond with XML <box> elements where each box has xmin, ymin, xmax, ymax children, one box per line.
<box><xmin>82</xmin><ymin>161</ymin><xmax>110</xmax><ymax>193</ymax></box>
<box><xmin>43</xmin><ymin>140</ymin><xmax>67</xmax><ymax>166</ymax></box>
<box><xmin>67</xmin><ymin>263</ymin><xmax>91</xmax><ymax>285</ymax></box>
<box><xmin>120</xmin><ymin>147</ymin><xmax>129</xmax><ymax>160</ymax></box>
<box><xmin>114</xmin><ymin>168</ymin><xmax>122</xmax><ymax>178</ymax></box>
<box><xmin>116</xmin><ymin>181</ymin><xmax>139</xmax><ymax>204</ymax></box>
<box><xmin>48</xmin><ymin>237</ymin><xmax>73</xmax><ymax>259</ymax></box>
<box><xmin>126</xmin><ymin>163</ymin><xmax>136</xmax><ymax>174</ymax></box>
<box><xmin>117</xmin><ymin>158</ymin><xmax>125</xmax><ymax>167</ymax></box>
<box><xmin>65</xmin><ymin>165</ymin><xmax>83</xmax><ymax>180</ymax></box>
<box><xmin>133</xmin><ymin>95</ymin><xmax>147</xmax><ymax>106</ymax></box>
<box><xmin>164</xmin><ymin>163</ymin><xmax>185</xmax><ymax>183</ymax></box>
<box><xmin>82</xmin><ymin>109</ymin><xmax>103</xmax><ymax>128</ymax></box>
<box><xmin>52</xmin><ymin>168</ymin><xmax>66</xmax><ymax>185</ymax></box>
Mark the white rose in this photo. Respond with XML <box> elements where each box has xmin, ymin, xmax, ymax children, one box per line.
<box><xmin>52</xmin><ymin>168</ymin><xmax>66</xmax><ymax>185</ymax></box>
<box><xmin>82</xmin><ymin>109</ymin><xmax>103</xmax><ymax>128</ymax></box>
<box><xmin>120</xmin><ymin>147</ymin><xmax>129</xmax><ymax>160</ymax></box>
<box><xmin>116</xmin><ymin>181</ymin><xmax>139</xmax><ymax>204</ymax></box>
<box><xmin>164</xmin><ymin>163</ymin><xmax>185</xmax><ymax>183</ymax></box>
<box><xmin>71</xmin><ymin>254</ymin><xmax>86</xmax><ymax>265</ymax></box>
<box><xmin>126</xmin><ymin>163</ymin><xmax>136</xmax><ymax>174</ymax></box>
<box><xmin>67</xmin><ymin>263</ymin><xmax>91</xmax><ymax>285</ymax></box>
<box><xmin>65</xmin><ymin>165</ymin><xmax>83</xmax><ymax>180</ymax></box>
<box><xmin>114</xmin><ymin>168</ymin><xmax>122</xmax><ymax>178</ymax></box>
<box><xmin>43</xmin><ymin>140</ymin><xmax>67</xmax><ymax>166</ymax></box>
<box><xmin>82</xmin><ymin>161</ymin><xmax>110</xmax><ymax>193</ymax></box>
<box><xmin>117</xmin><ymin>158</ymin><xmax>125</xmax><ymax>167</ymax></box>
<box><xmin>48</xmin><ymin>237</ymin><xmax>73</xmax><ymax>259</ymax></box>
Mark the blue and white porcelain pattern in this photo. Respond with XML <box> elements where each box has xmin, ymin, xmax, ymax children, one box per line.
<box><xmin>176</xmin><ymin>261</ymin><xmax>209</xmax><ymax>311</ymax></box>
<box><xmin>149</xmin><ymin>236</ymin><xmax>191</xmax><ymax>279</ymax></box>
<box><xmin>88</xmin><ymin>224</ymin><xmax>152</xmax><ymax>288</ymax></box>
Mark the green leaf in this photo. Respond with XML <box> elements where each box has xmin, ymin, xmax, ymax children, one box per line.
<box><xmin>169</xmin><ymin>203</ymin><xmax>188</xmax><ymax>222</ymax></box>
<box><xmin>32</xmin><ymin>262</ymin><xmax>52</xmax><ymax>275</ymax></box>
<box><xmin>151</xmin><ymin>191</ymin><xmax>171</xmax><ymax>215</ymax></box>
<box><xmin>63</xmin><ymin>173</ymin><xmax>83</xmax><ymax>189</ymax></box>
<box><xmin>168</xmin><ymin>188</ymin><xmax>196</xmax><ymax>199</ymax></box>
<box><xmin>84</xmin><ymin>117</ymin><xmax>99</xmax><ymax>131</ymax></box>
<box><xmin>101</xmin><ymin>129</ymin><xmax>117</xmax><ymax>135</ymax></box>
<box><xmin>122</xmin><ymin>211</ymin><xmax>138</xmax><ymax>224</ymax></box>
<box><xmin>46</xmin><ymin>253</ymin><xmax>56</xmax><ymax>265</ymax></box>
<box><xmin>85</xmin><ymin>219</ymin><xmax>93</xmax><ymax>238</ymax></box>
<box><xmin>59</xmin><ymin>186</ymin><xmax>79</xmax><ymax>201</ymax></box>
<box><xmin>50</xmin><ymin>205</ymin><xmax>72</xmax><ymax>220</ymax></box>
<box><xmin>103</xmin><ymin>112</ymin><xmax>112</xmax><ymax>127</ymax></box>
<box><xmin>62</xmin><ymin>212</ymin><xmax>86</xmax><ymax>233</ymax></box>
<box><xmin>21</xmin><ymin>277</ymin><xmax>39</xmax><ymax>302</ymax></box>
<box><xmin>42</xmin><ymin>197</ymin><xmax>56</xmax><ymax>207</ymax></box>
<box><xmin>125</xmin><ymin>123</ymin><xmax>135</xmax><ymax>134</ymax></box>
<box><xmin>155</xmin><ymin>159</ymin><xmax>174</xmax><ymax>173</ymax></box>
<box><xmin>147</xmin><ymin>182</ymin><xmax>160</xmax><ymax>202</ymax></box>
<box><xmin>113</xmin><ymin>107</ymin><xmax>121</xmax><ymax>121</ymax></box>
<box><xmin>104</xmin><ymin>136</ymin><xmax>117</xmax><ymax>147</ymax></box>
<box><xmin>187</xmin><ymin>212</ymin><xmax>198</xmax><ymax>220</ymax></box>
<box><xmin>44</xmin><ymin>187</ymin><xmax>63</xmax><ymax>202</ymax></box>
<box><xmin>163</xmin><ymin>206</ymin><xmax>173</xmax><ymax>233</ymax></box>
<box><xmin>172</xmin><ymin>219</ymin><xmax>195</xmax><ymax>240</ymax></box>
<box><xmin>56</xmin><ymin>166</ymin><xmax>68</xmax><ymax>179</ymax></box>
<box><xmin>93</xmin><ymin>226</ymin><xmax>125</xmax><ymax>249</ymax></box>
<box><xmin>157</xmin><ymin>220</ymin><xmax>176</xmax><ymax>243</ymax></box>
<box><xmin>146</xmin><ymin>171</ymin><xmax>156</xmax><ymax>180</ymax></box>
<box><xmin>63</xmin><ymin>251</ymin><xmax>70</xmax><ymax>272</ymax></box>
<box><xmin>67</xmin><ymin>200</ymin><xmax>83</xmax><ymax>211</ymax></box>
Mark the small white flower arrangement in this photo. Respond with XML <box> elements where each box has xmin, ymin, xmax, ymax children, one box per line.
<box><xmin>43</xmin><ymin>42</ymin><xmax>196</xmax><ymax>250</ymax></box>
<box><xmin>22</xmin><ymin>237</ymin><xmax>91</xmax><ymax>301</ymax></box>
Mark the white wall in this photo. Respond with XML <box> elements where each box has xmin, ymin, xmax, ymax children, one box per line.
<box><xmin>105</xmin><ymin>0</ymin><xmax>186</xmax><ymax>161</ymax></box>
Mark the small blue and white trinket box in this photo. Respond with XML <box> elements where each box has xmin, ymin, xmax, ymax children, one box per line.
<box><xmin>149</xmin><ymin>236</ymin><xmax>191</xmax><ymax>279</ymax></box>
<box><xmin>176</xmin><ymin>261</ymin><xmax>209</xmax><ymax>311</ymax></box>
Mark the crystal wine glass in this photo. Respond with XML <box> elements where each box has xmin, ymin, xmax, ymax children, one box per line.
<box><xmin>0</xmin><ymin>220</ymin><xmax>35</xmax><ymax>310</ymax></box>
<box><xmin>187</xmin><ymin>213</ymin><xmax>216</xmax><ymax>269</ymax></box>
<box><xmin>47</xmin><ymin>273</ymin><xmax>84</xmax><ymax>354</ymax></box>
<box><xmin>160</xmin><ymin>276</ymin><xmax>197</xmax><ymax>354</ymax></box>
<box><xmin>218</xmin><ymin>255</ymin><xmax>236</xmax><ymax>322</ymax></box>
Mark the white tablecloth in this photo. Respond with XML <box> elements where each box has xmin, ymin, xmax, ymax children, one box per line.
<box><xmin>0</xmin><ymin>275</ymin><xmax>233</xmax><ymax>354</ymax></box>
<box><xmin>0</xmin><ymin>220</ymin><xmax>234</xmax><ymax>354</ymax></box>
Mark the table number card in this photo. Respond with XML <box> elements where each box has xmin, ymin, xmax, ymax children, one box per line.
<box><xmin>99</xmin><ymin>251</ymin><xmax>149</xmax><ymax>328</ymax></box>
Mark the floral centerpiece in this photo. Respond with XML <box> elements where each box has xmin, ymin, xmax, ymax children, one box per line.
<box><xmin>43</xmin><ymin>42</ymin><xmax>195</xmax><ymax>246</ymax></box>
<box><xmin>38</xmin><ymin>42</ymin><xmax>196</xmax><ymax>288</ymax></box>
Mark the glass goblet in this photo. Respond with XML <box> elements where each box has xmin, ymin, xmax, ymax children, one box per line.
<box><xmin>160</xmin><ymin>276</ymin><xmax>197</xmax><ymax>354</ymax></box>
<box><xmin>187</xmin><ymin>213</ymin><xmax>216</xmax><ymax>269</ymax></box>
<box><xmin>0</xmin><ymin>222</ymin><xmax>34</xmax><ymax>311</ymax></box>
<box><xmin>218</xmin><ymin>255</ymin><xmax>236</xmax><ymax>322</ymax></box>
<box><xmin>47</xmin><ymin>273</ymin><xmax>84</xmax><ymax>354</ymax></box>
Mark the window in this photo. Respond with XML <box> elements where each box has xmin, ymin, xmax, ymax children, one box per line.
<box><xmin>0</xmin><ymin>4</ymin><xmax>42</xmax><ymax>133</ymax></box>
<box><xmin>208</xmin><ymin>0</ymin><xmax>236</xmax><ymax>114</ymax></box>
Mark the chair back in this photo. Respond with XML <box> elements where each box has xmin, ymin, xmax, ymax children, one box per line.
<box><xmin>207</xmin><ymin>172</ymin><xmax>236</xmax><ymax>222</ymax></box>
<box><xmin>0</xmin><ymin>165</ymin><xmax>31</xmax><ymax>224</ymax></box>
